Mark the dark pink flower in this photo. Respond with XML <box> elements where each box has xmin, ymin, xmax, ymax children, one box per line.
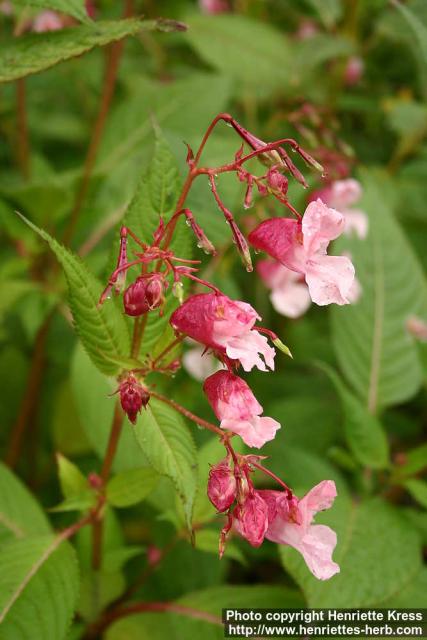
<box><xmin>265</xmin><ymin>480</ymin><xmax>340</xmax><ymax>580</ymax></box>
<box><xmin>203</xmin><ymin>370</ymin><xmax>280</xmax><ymax>448</ymax></box>
<box><xmin>207</xmin><ymin>456</ymin><xmax>237</xmax><ymax>512</ymax></box>
<box><xmin>233</xmin><ymin>492</ymin><xmax>269</xmax><ymax>547</ymax></box>
<box><xmin>170</xmin><ymin>293</ymin><xmax>275</xmax><ymax>372</ymax></box>
<box><xmin>199</xmin><ymin>0</ymin><xmax>229</xmax><ymax>14</ymax></box>
<box><xmin>119</xmin><ymin>374</ymin><xmax>149</xmax><ymax>424</ymax></box>
<box><xmin>248</xmin><ymin>200</ymin><xmax>355</xmax><ymax>306</ymax></box>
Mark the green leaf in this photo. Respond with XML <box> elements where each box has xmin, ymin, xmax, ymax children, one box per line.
<box><xmin>392</xmin><ymin>443</ymin><xmax>427</xmax><ymax>479</ymax></box>
<box><xmin>0</xmin><ymin>18</ymin><xmax>163</xmax><ymax>84</ymax></box>
<box><xmin>184</xmin><ymin>15</ymin><xmax>291</xmax><ymax>95</ymax></box>
<box><xmin>305</xmin><ymin>0</ymin><xmax>343</xmax><ymax>28</ymax></box>
<box><xmin>331</xmin><ymin>171</ymin><xmax>427</xmax><ymax>412</ymax></box>
<box><xmin>0</xmin><ymin>534</ymin><xmax>79</xmax><ymax>640</ymax></box>
<box><xmin>133</xmin><ymin>398</ymin><xmax>198</xmax><ymax>532</ymax></box>
<box><xmin>280</xmin><ymin>498</ymin><xmax>422</xmax><ymax>607</ymax></box>
<box><xmin>402</xmin><ymin>478</ymin><xmax>427</xmax><ymax>509</ymax></box>
<box><xmin>106</xmin><ymin>585</ymin><xmax>303</xmax><ymax>640</ymax></box>
<box><xmin>393</xmin><ymin>0</ymin><xmax>427</xmax><ymax>68</ymax></box>
<box><xmin>0</xmin><ymin>463</ymin><xmax>50</xmax><ymax>544</ymax></box>
<box><xmin>318</xmin><ymin>363</ymin><xmax>390</xmax><ymax>469</ymax></box>
<box><xmin>17</xmin><ymin>212</ymin><xmax>130</xmax><ymax>376</ymax></box>
<box><xmin>12</xmin><ymin>0</ymin><xmax>90</xmax><ymax>23</ymax></box>
<box><xmin>49</xmin><ymin>493</ymin><xmax>96</xmax><ymax>513</ymax></box>
<box><xmin>193</xmin><ymin>529</ymin><xmax>246</xmax><ymax>566</ymax></box>
<box><xmin>97</xmin><ymin>73</ymin><xmax>232</xmax><ymax>174</ymax></box>
<box><xmin>56</xmin><ymin>453</ymin><xmax>88</xmax><ymax>499</ymax></box>
<box><xmin>106</xmin><ymin>468</ymin><xmax>159</xmax><ymax>508</ymax></box>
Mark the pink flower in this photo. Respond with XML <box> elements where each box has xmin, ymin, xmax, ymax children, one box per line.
<box><xmin>123</xmin><ymin>274</ymin><xmax>165</xmax><ymax>316</ymax></box>
<box><xmin>248</xmin><ymin>200</ymin><xmax>355</xmax><ymax>306</ymax></box>
<box><xmin>265</xmin><ymin>480</ymin><xmax>340</xmax><ymax>580</ymax></box>
<box><xmin>344</xmin><ymin>56</ymin><xmax>364</xmax><ymax>87</ymax></box>
<box><xmin>32</xmin><ymin>10</ymin><xmax>64</xmax><ymax>32</ymax></box>
<box><xmin>203</xmin><ymin>370</ymin><xmax>280</xmax><ymax>448</ymax></box>
<box><xmin>199</xmin><ymin>0</ymin><xmax>229</xmax><ymax>14</ymax></box>
<box><xmin>170</xmin><ymin>293</ymin><xmax>275</xmax><ymax>372</ymax></box>
<box><xmin>257</xmin><ymin>259</ymin><xmax>311</xmax><ymax>318</ymax></box>
<box><xmin>233</xmin><ymin>492</ymin><xmax>269</xmax><ymax>547</ymax></box>
<box><xmin>182</xmin><ymin>339</ymin><xmax>222</xmax><ymax>382</ymax></box>
<box><xmin>207</xmin><ymin>456</ymin><xmax>237</xmax><ymax>512</ymax></box>
<box><xmin>295</xmin><ymin>19</ymin><xmax>319</xmax><ymax>40</ymax></box>
<box><xmin>313</xmin><ymin>179</ymin><xmax>368</xmax><ymax>240</ymax></box>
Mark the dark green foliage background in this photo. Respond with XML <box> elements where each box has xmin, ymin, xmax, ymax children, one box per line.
<box><xmin>1</xmin><ymin>0</ymin><xmax>427</xmax><ymax>638</ymax></box>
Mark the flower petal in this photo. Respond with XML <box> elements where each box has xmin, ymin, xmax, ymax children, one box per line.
<box><xmin>225</xmin><ymin>330</ymin><xmax>275</xmax><ymax>372</ymax></box>
<box><xmin>270</xmin><ymin>280</ymin><xmax>312</xmax><ymax>318</ymax></box>
<box><xmin>302</xmin><ymin>199</ymin><xmax>345</xmax><ymax>255</ymax></box>
<box><xmin>221</xmin><ymin>416</ymin><xmax>280</xmax><ymax>448</ymax></box>
<box><xmin>305</xmin><ymin>254</ymin><xmax>355</xmax><ymax>306</ymax></box>
<box><xmin>248</xmin><ymin>218</ymin><xmax>300</xmax><ymax>265</ymax></box>
<box><xmin>298</xmin><ymin>524</ymin><xmax>340</xmax><ymax>580</ymax></box>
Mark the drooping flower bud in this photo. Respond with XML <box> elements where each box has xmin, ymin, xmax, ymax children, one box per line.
<box><xmin>123</xmin><ymin>274</ymin><xmax>165</xmax><ymax>317</ymax></box>
<box><xmin>207</xmin><ymin>456</ymin><xmax>237</xmax><ymax>512</ymax></box>
<box><xmin>144</xmin><ymin>273</ymin><xmax>165</xmax><ymax>309</ymax></box>
<box><xmin>267</xmin><ymin>168</ymin><xmax>288</xmax><ymax>197</ymax></box>
<box><xmin>233</xmin><ymin>492</ymin><xmax>269</xmax><ymax>547</ymax></box>
<box><xmin>203</xmin><ymin>370</ymin><xmax>280</xmax><ymax>448</ymax></box>
<box><xmin>119</xmin><ymin>374</ymin><xmax>150</xmax><ymax>424</ymax></box>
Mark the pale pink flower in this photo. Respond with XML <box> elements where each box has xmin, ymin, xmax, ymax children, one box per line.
<box><xmin>170</xmin><ymin>293</ymin><xmax>275</xmax><ymax>372</ymax></box>
<box><xmin>182</xmin><ymin>339</ymin><xmax>221</xmax><ymax>382</ymax></box>
<box><xmin>199</xmin><ymin>0</ymin><xmax>229</xmax><ymax>14</ymax></box>
<box><xmin>406</xmin><ymin>316</ymin><xmax>427</xmax><ymax>341</ymax></box>
<box><xmin>344</xmin><ymin>56</ymin><xmax>364</xmax><ymax>87</ymax></box>
<box><xmin>203</xmin><ymin>370</ymin><xmax>280</xmax><ymax>448</ymax></box>
<box><xmin>249</xmin><ymin>200</ymin><xmax>355</xmax><ymax>306</ymax></box>
<box><xmin>295</xmin><ymin>19</ymin><xmax>319</xmax><ymax>40</ymax></box>
<box><xmin>265</xmin><ymin>480</ymin><xmax>340</xmax><ymax>580</ymax></box>
<box><xmin>257</xmin><ymin>259</ymin><xmax>311</xmax><ymax>318</ymax></box>
<box><xmin>32</xmin><ymin>10</ymin><xmax>64</xmax><ymax>33</ymax></box>
<box><xmin>314</xmin><ymin>179</ymin><xmax>368</xmax><ymax>240</ymax></box>
<box><xmin>0</xmin><ymin>1</ymin><xmax>13</xmax><ymax>16</ymax></box>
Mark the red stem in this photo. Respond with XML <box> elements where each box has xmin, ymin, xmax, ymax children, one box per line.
<box><xmin>250</xmin><ymin>461</ymin><xmax>293</xmax><ymax>498</ymax></box>
<box><xmin>150</xmin><ymin>390</ymin><xmax>223</xmax><ymax>437</ymax></box>
<box><xmin>5</xmin><ymin>312</ymin><xmax>53</xmax><ymax>469</ymax></box>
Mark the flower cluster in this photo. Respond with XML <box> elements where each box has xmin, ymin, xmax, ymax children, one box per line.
<box><xmin>99</xmin><ymin>114</ymin><xmax>353</xmax><ymax>579</ymax></box>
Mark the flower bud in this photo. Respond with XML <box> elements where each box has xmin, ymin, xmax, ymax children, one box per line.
<box><xmin>145</xmin><ymin>274</ymin><xmax>165</xmax><ymax>309</ymax></box>
<box><xmin>123</xmin><ymin>274</ymin><xmax>165</xmax><ymax>317</ymax></box>
<box><xmin>207</xmin><ymin>456</ymin><xmax>237</xmax><ymax>512</ymax></box>
<box><xmin>267</xmin><ymin>168</ymin><xmax>288</xmax><ymax>196</ymax></box>
<box><xmin>119</xmin><ymin>374</ymin><xmax>150</xmax><ymax>424</ymax></box>
<box><xmin>233</xmin><ymin>492</ymin><xmax>269</xmax><ymax>547</ymax></box>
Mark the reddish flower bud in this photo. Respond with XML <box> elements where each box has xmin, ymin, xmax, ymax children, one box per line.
<box><xmin>207</xmin><ymin>456</ymin><xmax>237</xmax><ymax>512</ymax></box>
<box><xmin>119</xmin><ymin>374</ymin><xmax>150</xmax><ymax>424</ymax></box>
<box><xmin>123</xmin><ymin>274</ymin><xmax>165</xmax><ymax>317</ymax></box>
<box><xmin>267</xmin><ymin>168</ymin><xmax>288</xmax><ymax>196</ymax></box>
<box><xmin>233</xmin><ymin>492</ymin><xmax>269</xmax><ymax>547</ymax></box>
<box><xmin>145</xmin><ymin>274</ymin><xmax>165</xmax><ymax>309</ymax></box>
